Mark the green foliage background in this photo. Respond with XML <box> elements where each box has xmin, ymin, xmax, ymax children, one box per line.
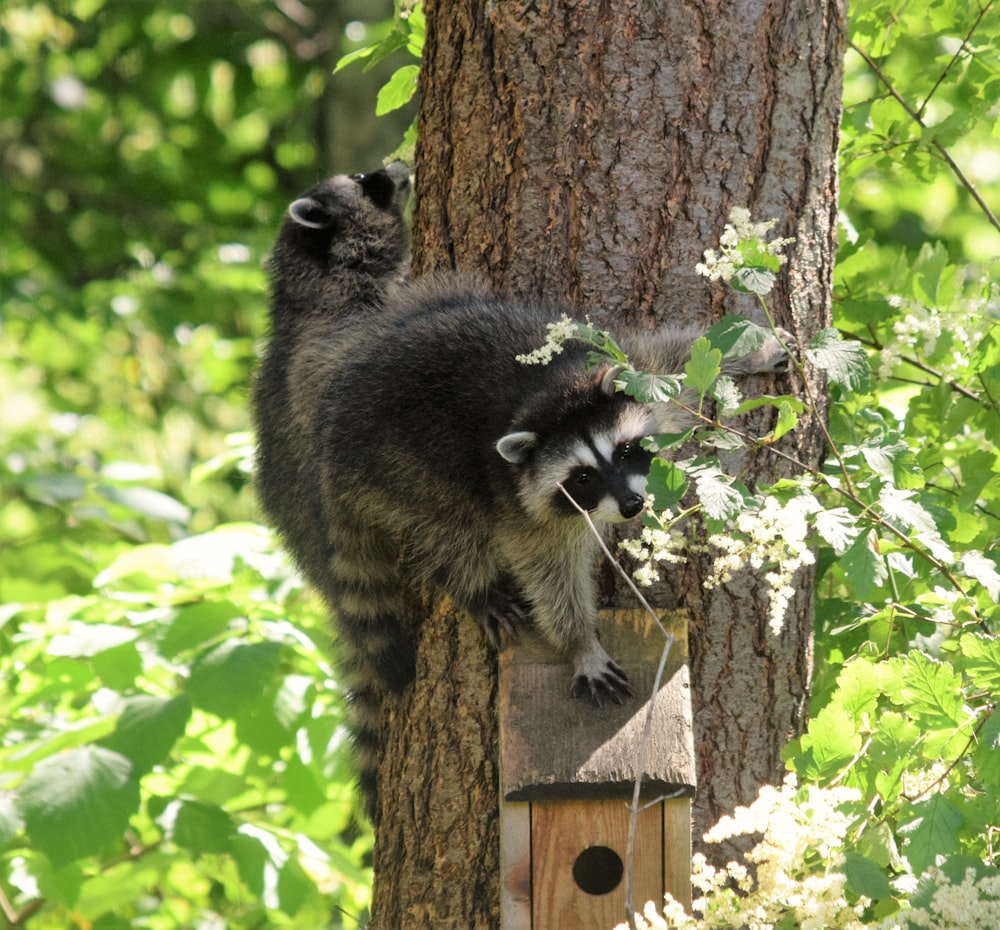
<box><xmin>0</xmin><ymin>0</ymin><xmax>997</xmax><ymax>927</ymax></box>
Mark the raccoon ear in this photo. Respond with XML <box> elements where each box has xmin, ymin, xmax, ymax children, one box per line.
<box><xmin>288</xmin><ymin>196</ymin><xmax>337</xmax><ymax>230</ymax></box>
<box><xmin>496</xmin><ymin>431</ymin><xmax>539</xmax><ymax>465</ymax></box>
<box><xmin>599</xmin><ymin>364</ymin><xmax>628</xmax><ymax>397</ymax></box>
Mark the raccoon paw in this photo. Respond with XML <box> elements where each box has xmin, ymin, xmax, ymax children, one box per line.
<box><xmin>470</xmin><ymin>590</ymin><xmax>529</xmax><ymax>650</ymax></box>
<box><xmin>570</xmin><ymin>643</ymin><xmax>635</xmax><ymax>705</ymax></box>
<box><xmin>757</xmin><ymin>328</ymin><xmax>798</xmax><ymax>373</ymax></box>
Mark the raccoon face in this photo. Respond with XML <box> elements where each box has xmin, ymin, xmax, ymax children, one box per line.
<box><xmin>497</xmin><ymin>407</ymin><xmax>654</xmax><ymax>524</ymax></box>
<box><xmin>556</xmin><ymin>435</ymin><xmax>653</xmax><ymax>522</ymax></box>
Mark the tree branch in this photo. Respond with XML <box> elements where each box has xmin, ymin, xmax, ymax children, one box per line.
<box><xmin>848</xmin><ymin>38</ymin><xmax>1000</xmax><ymax>235</ymax></box>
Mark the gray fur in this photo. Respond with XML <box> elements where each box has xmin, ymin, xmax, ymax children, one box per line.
<box><xmin>252</xmin><ymin>169</ymin><xmax>792</xmax><ymax>819</ymax></box>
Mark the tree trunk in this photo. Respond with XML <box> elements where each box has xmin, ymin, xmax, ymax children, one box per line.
<box><xmin>370</xmin><ymin>0</ymin><xmax>844</xmax><ymax>925</ymax></box>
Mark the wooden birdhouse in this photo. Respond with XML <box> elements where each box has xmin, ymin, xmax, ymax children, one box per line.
<box><xmin>498</xmin><ymin>610</ymin><xmax>696</xmax><ymax>929</ymax></box>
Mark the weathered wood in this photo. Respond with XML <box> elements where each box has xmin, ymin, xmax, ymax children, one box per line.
<box><xmin>499</xmin><ymin>802</ymin><xmax>532</xmax><ymax>930</ymax></box>
<box><xmin>664</xmin><ymin>797</ymin><xmax>693</xmax><ymax>913</ymax></box>
<box><xmin>499</xmin><ymin>611</ymin><xmax>694</xmax><ymax>801</ymax></box>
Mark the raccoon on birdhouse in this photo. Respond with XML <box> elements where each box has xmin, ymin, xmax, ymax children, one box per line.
<box><xmin>252</xmin><ymin>166</ymin><xmax>793</xmax><ymax>818</ymax></box>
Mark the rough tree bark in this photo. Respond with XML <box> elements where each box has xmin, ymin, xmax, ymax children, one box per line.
<box><xmin>370</xmin><ymin>1</ymin><xmax>844</xmax><ymax>926</ymax></box>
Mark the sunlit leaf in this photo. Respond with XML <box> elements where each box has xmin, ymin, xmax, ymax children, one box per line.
<box><xmin>691</xmin><ymin>465</ymin><xmax>746</xmax><ymax>520</ymax></box>
<box><xmin>376</xmin><ymin>64</ymin><xmax>419</xmax><ymax>116</ymax></box>
<box><xmin>685</xmin><ymin>338</ymin><xmax>722</xmax><ymax>395</ymax></box>
<box><xmin>186</xmin><ymin>640</ymin><xmax>283</xmax><ymax>719</ymax></box>
<box><xmin>102</xmin><ymin>694</ymin><xmax>192</xmax><ymax>776</ymax></box>
<box><xmin>839</xmin><ymin>529</ymin><xmax>886</xmax><ymax>600</ymax></box>
<box><xmin>20</xmin><ymin>747</ymin><xmax>140</xmax><ymax>867</ymax></box>
<box><xmin>647</xmin><ymin>459</ymin><xmax>688</xmax><ymax>509</ymax></box>
<box><xmin>899</xmin><ymin>795</ymin><xmax>963</xmax><ymax>873</ymax></box>
<box><xmin>806</xmin><ymin>328</ymin><xmax>871</xmax><ymax>393</ymax></box>
<box><xmin>844</xmin><ymin>851</ymin><xmax>894</xmax><ymax>900</ymax></box>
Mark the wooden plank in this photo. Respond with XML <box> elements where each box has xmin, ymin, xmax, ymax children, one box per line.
<box><xmin>663</xmin><ymin>798</ymin><xmax>693</xmax><ymax>913</ymax></box>
<box><xmin>531</xmin><ymin>799</ymin><xmax>662</xmax><ymax>930</ymax></box>
<box><xmin>500</xmin><ymin>801</ymin><xmax>533</xmax><ymax>930</ymax></box>
<box><xmin>499</xmin><ymin>610</ymin><xmax>695</xmax><ymax>800</ymax></box>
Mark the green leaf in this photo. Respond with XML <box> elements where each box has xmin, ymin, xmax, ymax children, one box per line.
<box><xmin>47</xmin><ymin>622</ymin><xmax>139</xmax><ymax>658</ymax></box>
<box><xmin>834</xmin><ymin>659</ymin><xmax>883</xmax><ymax>724</ymax></box>
<box><xmin>806</xmin><ymin>328</ymin><xmax>871</xmax><ymax>393</ymax></box>
<box><xmin>101</xmin><ymin>694</ymin><xmax>192</xmax><ymax>776</ymax></box>
<box><xmin>894</xmin><ymin>652</ymin><xmax>964</xmax><ymax>730</ymax></box>
<box><xmin>771</xmin><ymin>400</ymin><xmax>798</xmax><ymax>441</ymax></box>
<box><xmin>573</xmin><ymin>322</ymin><xmax>629</xmax><ymax>365</ymax></box>
<box><xmin>158</xmin><ymin>599</ymin><xmax>244</xmax><ymax>658</ymax></box>
<box><xmin>278</xmin><ymin>854</ymin><xmax>315</xmax><ymax>916</ymax></box>
<box><xmin>878</xmin><ymin>487</ymin><xmax>953</xmax><ymax>562</ymax></box>
<box><xmin>165</xmin><ymin>799</ymin><xmax>234</xmax><ymax>855</ymax></box>
<box><xmin>333</xmin><ymin>28</ymin><xmax>407</xmax><ymax>75</ymax></box>
<box><xmin>970</xmin><ymin>326</ymin><xmax>1000</xmax><ymax>374</ymax></box>
<box><xmin>844</xmin><ymin>851</ymin><xmax>894</xmax><ymax>900</ymax></box>
<box><xmin>646</xmin><ymin>458</ymin><xmax>688</xmax><ymax>509</ymax></box>
<box><xmin>20</xmin><ymin>747</ymin><xmax>140</xmax><ymax>867</ymax></box>
<box><xmin>959</xmin><ymin>633</ymin><xmax>1000</xmax><ymax>694</ymax></box>
<box><xmin>839</xmin><ymin>529</ymin><xmax>887</xmax><ymax>601</ymax></box>
<box><xmin>186</xmin><ymin>640</ymin><xmax>283</xmax><ymax>719</ymax></box>
<box><xmin>868</xmin><ymin>712</ymin><xmax>920</xmax><ymax>805</ymax></box>
<box><xmin>972</xmin><ymin>710</ymin><xmax>1000</xmax><ymax>789</ymax></box>
<box><xmin>684</xmin><ymin>337</ymin><xmax>722</xmax><ymax>395</ymax></box>
<box><xmin>617</xmin><ymin>368</ymin><xmax>684</xmax><ymax>403</ymax></box>
<box><xmin>691</xmin><ymin>466</ymin><xmax>746</xmax><ymax>520</ymax></box>
<box><xmin>730</xmin><ymin>394</ymin><xmax>805</xmax><ymax>418</ymax></box>
<box><xmin>731</xmin><ymin>266</ymin><xmax>776</xmax><ymax>295</ymax></box>
<box><xmin>860</xmin><ymin>438</ymin><xmax>925</xmax><ymax>490</ymax></box>
<box><xmin>814</xmin><ymin>507</ymin><xmax>860</xmax><ymax>556</ymax></box>
<box><xmin>711</xmin><ymin>376</ymin><xmax>742</xmax><ymax>417</ymax></box>
<box><xmin>789</xmin><ymin>703</ymin><xmax>862</xmax><ymax>781</ymax></box>
<box><xmin>96</xmin><ymin>484</ymin><xmax>192</xmax><ymax>524</ymax></box>
<box><xmin>960</xmin><ymin>551</ymin><xmax>1000</xmax><ymax>601</ymax></box>
<box><xmin>705</xmin><ymin>316</ymin><xmax>767</xmax><ymax>357</ymax></box>
<box><xmin>376</xmin><ymin>64</ymin><xmax>419</xmax><ymax>116</ymax></box>
<box><xmin>0</xmin><ymin>795</ymin><xmax>24</xmax><ymax>846</ymax></box>
<box><xmin>899</xmin><ymin>794</ymin><xmax>963</xmax><ymax>872</ymax></box>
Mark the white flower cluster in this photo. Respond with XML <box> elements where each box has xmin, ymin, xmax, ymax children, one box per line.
<box><xmin>898</xmin><ymin>866</ymin><xmax>1000</xmax><ymax>930</ymax></box>
<box><xmin>695</xmin><ymin>207</ymin><xmax>795</xmax><ymax>283</ymax></box>
<box><xmin>705</xmin><ymin>494</ymin><xmax>817</xmax><ymax>635</ymax></box>
<box><xmin>616</xmin><ymin>775</ymin><xmax>870</xmax><ymax>930</ymax></box>
<box><xmin>877</xmin><ymin>297</ymin><xmax>944</xmax><ymax>380</ymax></box>
<box><xmin>619</xmin><ymin>507</ymin><xmax>689</xmax><ymax>587</ymax></box>
<box><xmin>515</xmin><ymin>314</ymin><xmax>577</xmax><ymax>365</ymax></box>
<box><xmin>618</xmin><ymin>778</ymin><xmax>1000</xmax><ymax>930</ymax></box>
<box><xmin>876</xmin><ymin>291</ymin><xmax>994</xmax><ymax>381</ymax></box>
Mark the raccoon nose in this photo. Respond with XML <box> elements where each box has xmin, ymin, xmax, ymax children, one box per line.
<box><xmin>620</xmin><ymin>494</ymin><xmax>644</xmax><ymax>519</ymax></box>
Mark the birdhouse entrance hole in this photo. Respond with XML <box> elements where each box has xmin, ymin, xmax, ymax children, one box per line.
<box><xmin>572</xmin><ymin>845</ymin><xmax>624</xmax><ymax>896</ymax></box>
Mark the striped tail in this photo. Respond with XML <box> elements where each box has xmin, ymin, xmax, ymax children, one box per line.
<box><xmin>327</xmin><ymin>539</ymin><xmax>417</xmax><ymax>821</ymax></box>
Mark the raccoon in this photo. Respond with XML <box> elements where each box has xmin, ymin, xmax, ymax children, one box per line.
<box><xmin>253</xmin><ymin>170</ymin><xmax>793</xmax><ymax>819</ymax></box>
<box><xmin>253</xmin><ymin>162</ymin><xmax>411</xmax><ymax>599</ymax></box>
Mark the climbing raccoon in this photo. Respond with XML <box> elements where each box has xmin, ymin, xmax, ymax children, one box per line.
<box><xmin>253</xmin><ymin>162</ymin><xmax>411</xmax><ymax>598</ymax></box>
<box><xmin>253</xmin><ymin>168</ymin><xmax>792</xmax><ymax>818</ymax></box>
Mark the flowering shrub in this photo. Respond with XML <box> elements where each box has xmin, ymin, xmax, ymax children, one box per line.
<box><xmin>616</xmin><ymin>778</ymin><xmax>1000</xmax><ymax>930</ymax></box>
<box><xmin>605</xmin><ymin>2</ymin><xmax>1000</xmax><ymax>925</ymax></box>
<box><xmin>580</xmin><ymin>194</ymin><xmax>998</xmax><ymax>926</ymax></box>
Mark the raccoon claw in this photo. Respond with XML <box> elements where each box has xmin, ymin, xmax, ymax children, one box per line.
<box><xmin>470</xmin><ymin>591</ymin><xmax>529</xmax><ymax>650</ymax></box>
<box><xmin>571</xmin><ymin>668</ymin><xmax>634</xmax><ymax>705</ymax></box>
<box><xmin>570</xmin><ymin>646</ymin><xmax>634</xmax><ymax>705</ymax></box>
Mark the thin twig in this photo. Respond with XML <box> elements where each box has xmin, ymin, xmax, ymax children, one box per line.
<box><xmin>916</xmin><ymin>0</ymin><xmax>995</xmax><ymax>118</ymax></box>
<box><xmin>849</xmin><ymin>38</ymin><xmax>1000</xmax><ymax>235</ymax></box>
<box><xmin>557</xmin><ymin>484</ymin><xmax>677</xmax><ymax>930</ymax></box>
<box><xmin>851</xmin><ymin>334</ymin><xmax>982</xmax><ymax>404</ymax></box>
